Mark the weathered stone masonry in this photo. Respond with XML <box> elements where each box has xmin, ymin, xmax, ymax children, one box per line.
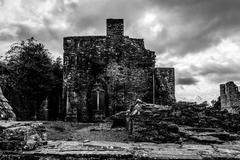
<box><xmin>220</xmin><ymin>81</ymin><xmax>240</xmax><ymax>113</ymax></box>
<box><xmin>63</xmin><ymin>19</ymin><xmax>175</xmax><ymax>122</ymax></box>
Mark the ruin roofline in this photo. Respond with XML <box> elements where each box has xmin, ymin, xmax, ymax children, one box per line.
<box><xmin>64</xmin><ymin>18</ymin><xmax>146</xmax><ymax>42</ymax></box>
<box><xmin>63</xmin><ymin>36</ymin><xmax>144</xmax><ymax>41</ymax></box>
<box><xmin>64</xmin><ymin>36</ymin><xmax>106</xmax><ymax>39</ymax></box>
<box><xmin>155</xmin><ymin>67</ymin><xmax>175</xmax><ymax>70</ymax></box>
<box><xmin>220</xmin><ymin>81</ymin><xmax>238</xmax><ymax>87</ymax></box>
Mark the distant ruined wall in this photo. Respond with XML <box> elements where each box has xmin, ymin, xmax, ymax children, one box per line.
<box><xmin>220</xmin><ymin>81</ymin><xmax>240</xmax><ymax>113</ymax></box>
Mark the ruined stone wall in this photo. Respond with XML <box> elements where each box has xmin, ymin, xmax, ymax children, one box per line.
<box><xmin>128</xmin><ymin>100</ymin><xmax>240</xmax><ymax>144</ymax></box>
<box><xmin>220</xmin><ymin>81</ymin><xmax>240</xmax><ymax>113</ymax></box>
<box><xmin>63</xmin><ymin>35</ymin><xmax>155</xmax><ymax>121</ymax></box>
<box><xmin>63</xmin><ymin>19</ymin><xmax>174</xmax><ymax>122</ymax></box>
<box><xmin>154</xmin><ymin>68</ymin><xmax>175</xmax><ymax>105</ymax></box>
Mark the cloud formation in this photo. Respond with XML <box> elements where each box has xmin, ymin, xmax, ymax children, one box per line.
<box><xmin>1</xmin><ymin>0</ymin><xmax>240</xmax><ymax>56</ymax></box>
<box><xmin>147</xmin><ymin>0</ymin><xmax>240</xmax><ymax>55</ymax></box>
<box><xmin>0</xmin><ymin>0</ymin><xmax>240</xmax><ymax>101</ymax></box>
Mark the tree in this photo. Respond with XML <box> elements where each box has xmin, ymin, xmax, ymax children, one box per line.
<box><xmin>0</xmin><ymin>59</ymin><xmax>9</xmax><ymax>87</ymax></box>
<box><xmin>48</xmin><ymin>57</ymin><xmax>63</xmax><ymax>120</ymax></box>
<box><xmin>4</xmin><ymin>37</ymin><xmax>54</xmax><ymax>120</ymax></box>
<box><xmin>213</xmin><ymin>97</ymin><xmax>221</xmax><ymax>110</ymax></box>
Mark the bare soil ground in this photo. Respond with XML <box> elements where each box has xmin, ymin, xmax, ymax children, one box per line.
<box><xmin>43</xmin><ymin>121</ymin><xmax>129</xmax><ymax>142</ymax></box>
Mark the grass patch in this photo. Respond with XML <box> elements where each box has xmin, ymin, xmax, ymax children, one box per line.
<box><xmin>43</xmin><ymin>121</ymin><xmax>129</xmax><ymax>142</ymax></box>
<box><xmin>43</xmin><ymin>121</ymin><xmax>94</xmax><ymax>140</ymax></box>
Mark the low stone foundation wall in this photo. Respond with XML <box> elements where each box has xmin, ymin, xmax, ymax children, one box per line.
<box><xmin>131</xmin><ymin>113</ymin><xmax>181</xmax><ymax>143</ymax></box>
<box><xmin>2</xmin><ymin>140</ymin><xmax>240</xmax><ymax>160</ymax></box>
<box><xmin>127</xmin><ymin>100</ymin><xmax>240</xmax><ymax>143</ymax></box>
<box><xmin>0</xmin><ymin>153</ymin><xmax>133</xmax><ymax>160</ymax></box>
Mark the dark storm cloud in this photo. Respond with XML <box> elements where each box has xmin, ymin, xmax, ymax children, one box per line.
<box><xmin>147</xmin><ymin>0</ymin><xmax>240</xmax><ymax>55</ymax></box>
<box><xmin>193</xmin><ymin>62</ymin><xmax>240</xmax><ymax>83</ymax></box>
<box><xmin>60</xmin><ymin>0</ymin><xmax>240</xmax><ymax>57</ymax></box>
<box><xmin>198</xmin><ymin>64</ymin><xmax>239</xmax><ymax>76</ymax></box>
<box><xmin>1</xmin><ymin>0</ymin><xmax>152</xmax><ymax>56</ymax></box>
<box><xmin>0</xmin><ymin>23</ymin><xmax>63</xmax><ymax>56</ymax></box>
<box><xmin>49</xmin><ymin>0</ymin><xmax>150</xmax><ymax>35</ymax></box>
<box><xmin>177</xmin><ymin>77</ymin><xmax>199</xmax><ymax>85</ymax></box>
<box><xmin>2</xmin><ymin>0</ymin><xmax>240</xmax><ymax>58</ymax></box>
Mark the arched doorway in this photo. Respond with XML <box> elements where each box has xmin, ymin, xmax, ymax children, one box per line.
<box><xmin>88</xmin><ymin>82</ymin><xmax>107</xmax><ymax>121</ymax></box>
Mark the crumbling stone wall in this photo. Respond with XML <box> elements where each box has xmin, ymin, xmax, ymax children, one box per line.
<box><xmin>126</xmin><ymin>100</ymin><xmax>240</xmax><ymax>144</ymax></box>
<box><xmin>220</xmin><ymin>81</ymin><xmax>240</xmax><ymax>113</ymax></box>
<box><xmin>63</xmin><ymin>19</ymin><xmax>175</xmax><ymax>122</ymax></box>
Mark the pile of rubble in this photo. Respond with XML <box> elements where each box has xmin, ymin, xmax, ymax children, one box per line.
<box><xmin>125</xmin><ymin>99</ymin><xmax>240</xmax><ymax>144</ymax></box>
<box><xmin>0</xmin><ymin>121</ymin><xmax>47</xmax><ymax>151</ymax></box>
<box><xmin>0</xmin><ymin>87</ymin><xmax>16</xmax><ymax>121</ymax></box>
<box><xmin>171</xmin><ymin>102</ymin><xmax>240</xmax><ymax>132</ymax></box>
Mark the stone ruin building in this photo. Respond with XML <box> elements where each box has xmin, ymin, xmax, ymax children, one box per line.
<box><xmin>63</xmin><ymin>19</ymin><xmax>175</xmax><ymax>122</ymax></box>
<box><xmin>220</xmin><ymin>81</ymin><xmax>240</xmax><ymax>113</ymax></box>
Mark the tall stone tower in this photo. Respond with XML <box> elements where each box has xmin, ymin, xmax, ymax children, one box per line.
<box><xmin>106</xmin><ymin>19</ymin><xmax>124</xmax><ymax>36</ymax></box>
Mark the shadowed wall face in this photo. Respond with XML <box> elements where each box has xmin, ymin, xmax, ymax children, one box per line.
<box><xmin>155</xmin><ymin>68</ymin><xmax>175</xmax><ymax>105</ymax></box>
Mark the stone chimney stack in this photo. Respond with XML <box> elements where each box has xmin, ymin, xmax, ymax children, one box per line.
<box><xmin>106</xmin><ymin>19</ymin><xmax>124</xmax><ymax>36</ymax></box>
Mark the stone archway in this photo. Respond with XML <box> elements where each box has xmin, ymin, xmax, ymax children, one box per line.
<box><xmin>87</xmin><ymin>80</ymin><xmax>109</xmax><ymax>122</ymax></box>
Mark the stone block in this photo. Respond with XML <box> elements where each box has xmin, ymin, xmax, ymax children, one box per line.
<box><xmin>0</xmin><ymin>121</ymin><xmax>47</xmax><ymax>151</ymax></box>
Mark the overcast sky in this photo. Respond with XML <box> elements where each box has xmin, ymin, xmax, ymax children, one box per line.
<box><xmin>1</xmin><ymin>0</ymin><xmax>240</xmax><ymax>102</ymax></box>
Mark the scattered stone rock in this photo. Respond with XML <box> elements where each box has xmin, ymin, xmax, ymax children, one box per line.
<box><xmin>190</xmin><ymin>135</ymin><xmax>223</xmax><ymax>144</ymax></box>
<box><xmin>0</xmin><ymin>121</ymin><xmax>47</xmax><ymax>151</ymax></box>
<box><xmin>83</xmin><ymin>139</ymin><xmax>90</xmax><ymax>143</ymax></box>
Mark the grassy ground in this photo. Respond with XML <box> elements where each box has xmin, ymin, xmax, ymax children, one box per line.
<box><xmin>43</xmin><ymin>121</ymin><xmax>129</xmax><ymax>142</ymax></box>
